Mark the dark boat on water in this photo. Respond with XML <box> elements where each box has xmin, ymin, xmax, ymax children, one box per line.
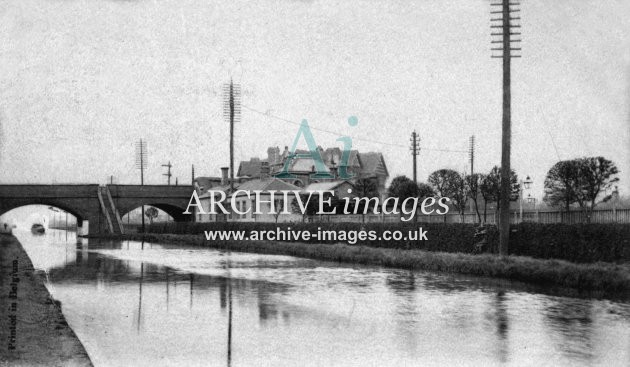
<box><xmin>31</xmin><ymin>223</ymin><xmax>45</xmax><ymax>234</ymax></box>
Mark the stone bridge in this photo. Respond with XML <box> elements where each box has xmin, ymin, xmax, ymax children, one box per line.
<box><xmin>0</xmin><ymin>184</ymin><xmax>194</xmax><ymax>235</ymax></box>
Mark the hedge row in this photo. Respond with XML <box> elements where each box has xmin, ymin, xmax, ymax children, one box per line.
<box><xmin>501</xmin><ymin>223</ymin><xmax>630</xmax><ymax>264</ymax></box>
<box><xmin>143</xmin><ymin>221</ymin><xmax>630</xmax><ymax>263</ymax></box>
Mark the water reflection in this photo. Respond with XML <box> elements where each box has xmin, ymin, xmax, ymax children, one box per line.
<box><xmin>13</xmin><ymin>230</ymin><xmax>630</xmax><ymax>367</ymax></box>
<box><xmin>493</xmin><ymin>291</ymin><xmax>509</xmax><ymax>364</ymax></box>
<box><xmin>545</xmin><ymin>298</ymin><xmax>595</xmax><ymax>362</ymax></box>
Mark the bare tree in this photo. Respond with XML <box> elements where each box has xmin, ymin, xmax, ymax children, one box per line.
<box><xmin>273</xmin><ymin>198</ymin><xmax>284</xmax><ymax>223</ymax></box>
<box><xmin>354</xmin><ymin>178</ymin><xmax>379</xmax><ymax>223</ymax></box>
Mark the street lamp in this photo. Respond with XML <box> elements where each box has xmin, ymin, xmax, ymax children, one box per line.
<box><xmin>519</xmin><ymin>176</ymin><xmax>533</xmax><ymax>223</ymax></box>
<box><xmin>527</xmin><ymin>193</ymin><xmax>536</xmax><ymax>205</ymax></box>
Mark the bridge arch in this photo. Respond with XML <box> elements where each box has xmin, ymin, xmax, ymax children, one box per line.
<box><xmin>1</xmin><ymin>184</ymin><xmax>194</xmax><ymax>234</ymax></box>
<box><xmin>119</xmin><ymin>202</ymin><xmax>189</xmax><ymax>222</ymax></box>
<box><xmin>0</xmin><ymin>202</ymin><xmax>83</xmax><ymax>228</ymax></box>
<box><xmin>0</xmin><ymin>200</ymin><xmax>88</xmax><ymax>227</ymax></box>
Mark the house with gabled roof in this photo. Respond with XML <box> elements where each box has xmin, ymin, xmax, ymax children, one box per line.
<box><xmin>237</xmin><ymin>146</ymin><xmax>389</xmax><ymax>196</ymax></box>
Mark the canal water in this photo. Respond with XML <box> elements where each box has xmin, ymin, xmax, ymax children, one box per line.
<box><xmin>14</xmin><ymin>229</ymin><xmax>630</xmax><ymax>366</ymax></box>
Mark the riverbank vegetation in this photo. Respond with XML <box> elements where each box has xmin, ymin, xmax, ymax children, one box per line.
<box><xmin>111</xmin><ymin>232</ymin><xmax>630</xmax><ymax>295</ymax></box>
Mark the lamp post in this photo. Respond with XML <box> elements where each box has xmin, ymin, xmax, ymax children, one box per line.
<box><xmin>612</xmin><ymin>185</ymin><xmax>619</xmax><ymax>222</ymax></box>
<box><xmin>48</xmin><ymin>207</ymin><xmax>59</xmax><ymax>228</ymax></box>
<box><xmin>519</xmin><ymin>175</ymin><xmax>533</xmax><ymax>223</ymax></box>
<box><xmin>527</xmin><ymin>193</ymin><xmax>538</xmax><ymax>222</ymax></box>
<box><xmin>527</xmin><ymin>193</ymin><xmax>536</xmax><ymax>206</ymax></box>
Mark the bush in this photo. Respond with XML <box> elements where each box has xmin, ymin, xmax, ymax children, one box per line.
<box><xmin>143</xmin><ymin>221</ymin><xmax>630</xmax><ymax>263</ymax></box>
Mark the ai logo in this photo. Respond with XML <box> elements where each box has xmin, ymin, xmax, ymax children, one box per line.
<box><xmin>276</xmin><ymin>116</ymin><xmax>359</xmax><ymax>180</ymax></box>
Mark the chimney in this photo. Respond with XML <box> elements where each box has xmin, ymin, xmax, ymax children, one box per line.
<box><xmin>330</xmin><ymin>158</ymin><xmax>338</xmax><ymax>179</ymax></box>
<box><xmin>267</xmin><ymin>146</ymin><xmax>280</xmax><ymax>165</ymax></box>
<box><xmin>221</xmin><ymin>167</ymin><xmax>229</xmax><ymax>186</ymax></box>
<box><xmin>261</xmin><ymin>161</ymin><xmax>270</xmax><ymax>179</ymax></box>
<box><xmin>330</xmin><ymin>166</ymin><xmax>338</xmax><ymax>179</ymax></box>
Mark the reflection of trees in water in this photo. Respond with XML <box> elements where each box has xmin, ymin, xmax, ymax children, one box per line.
<box><xmin>544</xmin><ymin>298</ymin><xmax>594</xmax><ymax>361</ymax></box>
<box><xmin>48</xmin><ymin>244</ymin><xmax>294</xmax><ymax>323</ymax></box>
<box><xmin>385</xmin><ymin>270</ymin><xmax>420</xmax><ymax>356</ymax></box>
<box><xmin>257</xmin><ymin>284</ymin><xmax>280</xmax><ymax>322</ymax></box>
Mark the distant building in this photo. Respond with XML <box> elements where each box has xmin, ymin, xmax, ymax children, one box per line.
<box><xmin>197</xmin><ymin>178</ymin><xmax>302</xmax><ymax>223</ymax></box>
<box><xmin>238</xmin><ymin>146</ymin><xmax>389</xmax><ymax>196</ymax></box>
<box><xmin>193</xmin><ymin>176</ymin><xmax>223</xmax><ymax>196</ymax></box>
<box><xmin>303</xmin><ymin>180</ymin><xmax>355</xmax><ymax>201</ymax></box>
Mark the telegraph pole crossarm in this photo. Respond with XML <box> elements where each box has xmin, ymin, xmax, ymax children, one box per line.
<box><xmin>410</xmin><ymin>131</ymin><xmax>420</xmax><ymax>184</ymax></box>
<box><xmin>135</xmin><ymin>139</ymin><xmax>148</xmax><ymax>232</ymax></box>
<box><xmin>162</xmin><ymin>161</ymin><xmax>172</xmax><ymax>186</ymax></box>
<box><xmin>223</xmin><ymin>80</ymin><xmax>241</xmax><ymax>192</ymax></box>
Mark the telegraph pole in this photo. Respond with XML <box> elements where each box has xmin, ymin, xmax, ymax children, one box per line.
<box><xmin>410</xmin><ymin>130</ymin><xmax>420</xmax><ymax>183</ymax></box>
<box><xmin>162</xmin><ymin>161</ymin><xmax>172</xmax><ymax>185</ymax></box>
<box><xmin>469</xmin><ymin>136</ymin><xmax>475</xmax><ymax>176</ymax></box>
<box><xmin>469</xmin><ymin>135</ymin><xmax>476</xmax><ymax>213</ymax></box>
<box><xmin>223</xmin><ymin>80</ymin><xmax>241</xmax><ymax>192</ymax></box>
<box><xmin>491</xmin><ymin>0</ymin><xmax>521</xmax><ymax>256</ymax></box>
<box><xmin>191</xmin><ymin>164</ymin><xmax>195</xmax><ymax>185</ymax></box>
<box><xmin>135</xmin><ymin>139</ymin><xmax>148</xmax><ymax>232</ymax></box>
<box><xmin>135</xmin><ymin>139</ymin><xmax>147</xmax><ymax>185</ymax></box>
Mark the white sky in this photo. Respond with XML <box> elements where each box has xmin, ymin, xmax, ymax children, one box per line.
<box><xmin>0</xmin><ymin>0</ymin><xmax>629</xmax><ymax>199</ymax></box>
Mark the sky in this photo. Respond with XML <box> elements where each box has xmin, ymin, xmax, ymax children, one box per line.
<box><xmin>0</xmin><ymin>0</ymin><xmax>629</xmax><ymax>200</ymax></box>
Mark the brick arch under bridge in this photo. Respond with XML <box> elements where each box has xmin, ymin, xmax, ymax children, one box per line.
<box><xmin>0</xmin><ymin>184</ymin><xmax>194</xmax><ymax>235</ymax></box>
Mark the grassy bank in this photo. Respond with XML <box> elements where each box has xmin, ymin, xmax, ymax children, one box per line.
<box><xmin>143</xmin><ymin>221</ymin><xmax>630</xmax><ymax>263</ymax></box>
<box><xmin>0</xmin><ymin>234</ymin><xmax>92</xmax><ymax>366</ymax></box>
<box><xmin>109</xmin><ymin>233</ymin><xmax>630</xmax><ymax>295</ymax></box>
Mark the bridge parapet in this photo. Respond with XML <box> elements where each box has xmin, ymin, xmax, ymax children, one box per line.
<box><xmin>107</xmin><ymin>185</ymin><xmax>193</xmax><ymax>199</ymax></box>
<box><xmin>0</xmin><ymin>184</ymin><xmax>99</xmax><ymax>198</ymax></box>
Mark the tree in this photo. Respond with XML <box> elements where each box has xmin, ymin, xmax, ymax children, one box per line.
<box><xmin>449</xmin><ymin>173</ymin><xmax>468</xmax><ymax>222</ymax></box>
<box><xmin>479</xmin><ymin>166</ymin><xmax>519</xmax><ymax>223</ymax></box>
<box><xmin>387</xmin><ymin>176</ymin><xmax>419</xmax><ymax>209</ymax></box>
<box><xmin>428</xmin><ymin>169</ymin><xmax>460</xmax><ymax>198</ymax></box>
<box><xmin>273</xmin><ymin>198</ymin><xmax>284</xmax><ymax>223</ymax></box>
<box><xmin>354</xmin><ymin>178</ymin><xmax>380</xmax><ymax>198</ymax></box>
<box><xmin>144</xmin><ymin>207</ymin><xmax>159</xmax><ymax>224</ymax></box>
<box><xmin>479</xmin><ymin>174</ymin><xmax>493</xmax><ymax>223</ymax></box>
<box><xmin>578</xmin><ymin>156</ymin><xmax>619</xmax><ymax>215</ymax></box>
<box><xmin>543</xmin><ymin>159</ymin><xmax>581</xmax><ymax>212</ymax></box>
<box><xmin>428</xmin><ymin>169</ymin><xmax>468</xmax><ymax>222</ymax></box>
<box><xmin>544</xmin><ymin>157</ymin><xmax>619</xmax><ymax>221</ymax></box>
<box><xmin>353</xmin><ymin>178</ymin><xmax>380</xmax><ymax>223</ymax></box>
<box><xmin>291</xmin><ymin>193</ymin><xmax>319</xmax><ymax>222</ymax></box>
<box><xmin>417</xmin><ymin>182</ymin><xmax>435</xmax><ymax>200</ymax></box>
